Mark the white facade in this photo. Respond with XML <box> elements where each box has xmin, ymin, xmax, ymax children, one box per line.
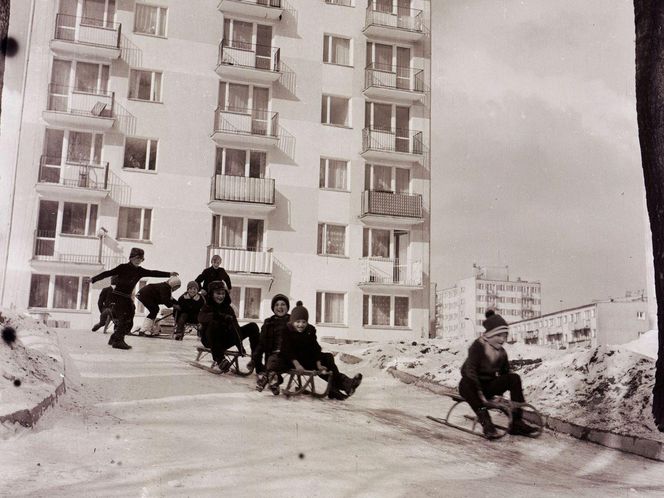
<box><xmin>0</xmin><ymin>0</ymin><xmax>432</xmax><ymax>341</ymax></box>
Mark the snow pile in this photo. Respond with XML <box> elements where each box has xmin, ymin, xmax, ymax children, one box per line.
<box><xmin>0</xmin><ymin>309</ymin><xmax>64</xmax><ymax>417</ymax></box>
<box><xmin>623</xmin><ymin>329</ymin><xmax>658</xmax><ymax>359</ymax></box>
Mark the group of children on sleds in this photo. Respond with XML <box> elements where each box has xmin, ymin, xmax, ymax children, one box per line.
<box><xmin>90</xmin><ymin>248</ymin><xmax>538</xmax><ymax>433</ymax></box>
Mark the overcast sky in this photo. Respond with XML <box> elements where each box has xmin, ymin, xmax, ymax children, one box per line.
<box><xmin>430</xmin><ymin>0</ymin><xmax>647</xmax><ymax>314</ymax></box>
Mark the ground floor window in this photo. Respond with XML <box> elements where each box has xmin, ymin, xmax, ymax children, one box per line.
<box><xmin>229</xmin><ymin>286</ymin><xmax>262</xmax><ymax>319</ymax></box>
<box><xmin>362</xmin><ymin>294</ymin><xmax>409</xmax><ymax>327</ymax></box>
<box><xmin>315</xmin><ymin>291</ymin><xmax>346</xmax><ymax>325</ymax></box>
<box><xmin>28</xmin><ymin>273</ymin><xmax>91</xmax><ymax>310</ymax></box>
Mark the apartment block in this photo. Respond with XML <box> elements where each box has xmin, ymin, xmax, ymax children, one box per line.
<box><xmin>0</xmin><ymin>0</ymin><xmax>432</xmax><ymax>340</ymax></box>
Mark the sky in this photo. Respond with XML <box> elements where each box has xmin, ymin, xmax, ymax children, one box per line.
<box><xmin>429</xmin><ymin>0</ymin><xmax>648</xmax><ymax>314</ymax></box>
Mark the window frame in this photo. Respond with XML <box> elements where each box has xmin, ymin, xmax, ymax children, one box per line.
<box><xmin>211</xmin><ymin>215</ymin><xmax>266</xmax><ymax>251</ymax></box>
<box><xmin>323</xmin><ymin>34</ymin><xmax>352</xmax><ymax>66</ymax></box>
<box><xmin>28</xmin><ymin>273</ymin><xmax>91</xmax><ymax>311</ymax></box>
<box><xmin>123</xmin><ymin>136</ymin><xmax>158</xmax><ymax>172</ymax></box>
<box><xmin>134</xmin><ymin>3</ymin><xmax>168</xmax><ymax>38</ymax></box>
<box><xmin>321</xmin><ymin>94</ymin><xmax>351</xmax><ymax>127</ymax></box>
<box><xmin>319</xmin><ymin>157</ymin><xmax>349</xmax><ymax>191</ymax></box>
<box><xmin>317</xmin><ymin>223</ymin><xmax>347</xmax><ymax>257</ymax></box>
<box><xmin>117</xmin><ymin>206</ymin><xmax>153</xmax><ymax>241</ymax></box>
<box><xmin>362</xmin><ymin>294</ymin><xmax>410</xmax><ymax>328</ymax></box>
<box><xmin>315</xmin><ymin>291</ymin><xmax>347</xmax><ymax>326</ymax></box>
<box><xmin>128</xmin><ymin>68</ymin><xmax>163</xmax><ymax>102</ymax></box>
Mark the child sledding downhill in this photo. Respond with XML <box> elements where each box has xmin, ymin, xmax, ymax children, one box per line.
<box><xmin>173</xmin><ymin>281</ymin><xmax>205</xmax><ymax>341</ymax></box>
<box><xmin>197</xmin><ymin>280</ymin><xmax>259</xmax><ymax>373</ymax></box>
<box><xmin>135</xmin><ymin>276</ymin><xmax>182</xmax><ymax>336</ymax></box>
<box><xmin>253</xmin><ymin>294</ymin><xmax>291</xmax><ymax>392</ymax></box>
<box><xmin>90</xmin><ymin>247</ymin><xmax>178</xmax><ymax>350</ymax></box>
<box><xmin>458</xmin><ymin>310</ymin><xmax>538</xmax><ymax>439</ymax></box>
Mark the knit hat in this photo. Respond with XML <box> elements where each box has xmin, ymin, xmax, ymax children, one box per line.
<box><xmin>289</xmin><ymin>301</ymin><xmax>309</xmax><ymax>323</ymax></box>
<box><xmin>187</xmin><ymin>281</ymin><xmax>199</xmax><ymax>291</ymax></box>
<box><xmin>271</xmin><ymin>293</ymin><xmax>290</xmax><ymax>312</ymax></box>
<box><xmin>129</xmin><ymin>247</ymin><xmax>144</xmax><ymax>259</ymax></box>
<box><xmin>208</xmin><ymin>280</ymin><xmax>228</xmax><ymax>294</ymax></box>
<box><xmin>167</xmin><ymin>276</ymin><xmax>181</xmax><ymax>290</ymax></box>
<box><xmin>482</xmin><ymin>309</ymin><xmax>509</xmax><ymax>338</ymax></box>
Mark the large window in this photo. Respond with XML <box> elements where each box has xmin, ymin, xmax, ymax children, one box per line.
<box><xmin>362</xmin><ymin>295</ymin><xmax>409</xmax><ymax>327</ymax></box>
<box><xmin>229</xmin><ymin>286</ymin><xmax>262</xmax><ymax>319</ymax></box>
<box><xmin>212</xmin><ymin>216</ymin><xmax>264</xmax><ymax>251</ymax></box>
<box><xmin>317</xmin><ymin>223</ymin><xmax>346</xmax><ymax>256</ymax></box>
<box><xmin>134</xmin><ymin>4</ymin><xmax>168</xmax><ymax>37</ymax></box>
<box><xmin>362</xmin><ymin>228</ymin><xmax>390</xmax><ymax>258</ymax></box>
<box><xmin>321</xmin><ymin>95</ymin><xmax>350</xmax><ymax>127</ymax></box>
<box><xmin>28</xmin><ymin>273</ymin><xmax>91</xmax><ymax>310</ymax></box>
<box><xmin>364</xmin><ymin>164</ymin><xmax>409</xmax><ymax>193</ymax></box>
<box><xmin>128</xmin><ymin>69</ymin><xmax>162</xmax><ymax>102</ymax></box>
<box><xmin>315</xmin><ymin>292</ymin><xmax>346</xmax><ymax>325</ymax></box>
<box><xmin>323</xmin><ymin>34</ymin><xmax>351</xmax><ymax>66</ymax></box>
<box><xmin>118</xmin><ymin>206</ymin><xmax>152</xmax><ymax>240</ymax></box>
<box><xmin>124</xmin><ymin>137</ymin><xmax>158</xmax><ymax>171</ymax></box>
<box><xmin>61</xmin><ymin>202</ymin><xmax>98</xmax><ymax>236</ymax></box>
<box><xmin>319</xmin><ymin>158</ymin><xmax>348</xmax><ymax>190</ymax></box>
<box><xmin>215</xmin><ymin>147</ymin><xmax>266</xmax><ymax>178</ymax></box>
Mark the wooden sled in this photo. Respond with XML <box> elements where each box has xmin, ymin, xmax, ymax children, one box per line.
<box><xmin>189</xmin><ymin>346</ymin><xmax>254</xmax><ymax>377</ymax></box>
<box><xmin>281</xmin><ymin>369</ymin><xmax>332</xmax><ymax>398</ymax></box>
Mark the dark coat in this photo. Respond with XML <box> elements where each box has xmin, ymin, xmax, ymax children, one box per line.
<box><xmin>97</xmin><ymin>286</ymin><xmax>113</xmax><ymax>312</ymax></box>
<box><xmin>460</xmin><ymin>338</ymin><xmax>510</xmax><ymax>391</ymax></box>
<box><xmin>198</xmin><ymin>292</ymin><xmax>243</xmax><ymax>348</ymax></box>
<box><xmin>136</xmin><ymin>282</ymin><xmax>177</xmax><ymax>307</ymax></box>
<box><xmin>280</xmin><ymin>323</ymin><xmax>322</xmax><ymax>369</ymax></box>
<box><xmin>195</xmin><ymin>266</ymin><xmax>232</xmax><ymax>294</ymax></box>
<box><xmin>254</xmin><ymin>313</ymin><xmax>290</xmax><ymax>364</ymax></box>
<box><xmin>176</xmin><ymin>292</ymin><xmax>205</xmax><ymax>323</ymax></box>
<box><xmin>91</xmin><ymin>263</ymin><xmax>170</xmax><ymax>295</ymax></box>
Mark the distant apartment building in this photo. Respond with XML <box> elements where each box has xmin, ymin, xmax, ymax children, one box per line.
<box><xmin>510</xmin><ymin>293</ymin><xmax>649</xmax><ymax>349</ymax></box>
<box><xmin>0</xmin><ymin>0</ymin><xmax>432</xmax><ymax>340</ymax></box>
<box><xmin>437</xmin><ymin>265</ymin><xmax>542</xmax><ymax>339</ymax></box>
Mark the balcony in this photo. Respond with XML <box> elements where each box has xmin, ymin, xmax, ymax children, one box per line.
<box><xmin>217</xmin><ymin>0</ymin><xmax>284</xmax><ymax>21</ymax></box>
<box><xmin>207</xmin><ymin>246</ymin><xmax>273</xmax><ymax>281</ymax></box>
<box><xmin>361</xmin><ymin>127</ymin><xmax>423</xmax><ymax>164</ymax></box>
<box><xmin>363</xmin><ymin>5</ymin><xmax>426</xmax><ymax>43</ymax></box>
<box><xmin>360</xmin><ymin>190</ymin><xmax>423</xmax><ymax>226</ymax></box>
<box><xmin>43</xmin><ymin>84</ymin><xmax>115</xmax><ymax>131</ymax></box>
<box><xmin>211</xmin><ymin>106</ymin><xmax>279</xmax><ymax>149</ymax></box>
<box><xmin>36</xmin><ymin>156</ymin><xmax>111</xmax><ymax>202</ymax></box>
<box><xmin>208</xmin><ymin>174</ymin><xmax>276</xmax><ymax>216</ymax></box>
<box><xmin>216</xmin><ymin>39</ymin><xmax>281</xmax><ymax>84</ymax></box>
<box><xmin>358</xmin><ymin>257</ymin><xmax>423</xmax><ymax>291</ymax></box>
<box><xmin>50</xmin><ymin>14</ymin><xmax>121</xmax><ymax>61</ymax></box>
<box><xmin>364</xmin><ymin>63</ymin><xmax>425</xmax><ymax>104</ymax></box>
<box><xmin>31</xmin><ymin>229</ymin><xmax>106</xmax><ymax>273</ymax></box>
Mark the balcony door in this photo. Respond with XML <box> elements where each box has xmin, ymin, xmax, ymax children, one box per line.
<box><xmin>393</xmin><ymin>230</ymin><xmax>409</xmax><ymax>282</ymax></box>
<box><xmin>36</xmin><ymin>201</ymin><xmax>59</xmax><ymax>257</ymax></box>
<box><xmin>396</xmin><ymin>47</ymin><xmax>411</xmax><ymax>90</ymax></box>
<box><xmin>41</xmin><ymin>129</ymin><xmax>65</xmax><ymax>183</ymax></box>
<box><xmin>395</xmin><ymin>106</ymin><xmax>410</xmax><ymax>152</ymax></box>
<box><xmin>255</xmin><ymin>25</ymin><xmax>273</xmax><ymax>70</ymax></box>
<box><xmin>251</xmin><ymin>87</ymin><xmax>270</xmax><ymax>136</ymax></box>
<box><xmin>49</xmin><ymin>60</ymin><xmax>72</xmax><ymax>112</ymax></box>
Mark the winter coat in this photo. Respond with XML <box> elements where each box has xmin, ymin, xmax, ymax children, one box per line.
<box><xmin>136</xmin><ymin>282</ymin><xmax>177</xmax><ymax>307</ymax></box>
<box><xmin>91</xmin><ymin>263</ymin><xmax>171</xmax><ymax>296</ymax></box>
<box><xmin>460</xmin><ymin>337</ymin><xmax>510</xmax><ymax>391</ymax></box>
<box><xmin>254</xmin><ymin>313</ymin><xmax>290</xmax><ymax>363</ymax></box>
<box><xmin>97</xmin><ymin>286</ymin><xmax>113</xmax><ymax>312</ymax></box>
<box><xmin>198</xmin><ymin>292</ymin><xmax>242</xmax><ymax>345</ymax></box>
<box><xmin>280</xmin><ymin>323</ymin><xmax>323</xmax><ymax>369</ymax></box>
<box><xmin>176</xmin><ymin>292</ymin><xmax>205</xmax><ymax>323</ymax></box>
<box><xmin>195</xmin><ymin>266</ymin><xmax>232</xmax><ymax>294</ymax></box>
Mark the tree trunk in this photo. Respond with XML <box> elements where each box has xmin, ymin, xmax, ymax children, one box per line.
<box><xmin>0</xmin><ymin>0</ymin><xmax>10</xmax><ymax>118</ymax></box>
<box><xmin>634</xmin><ymin>0</ymin><xmax>664</xmax><ymax>429</ymax></box>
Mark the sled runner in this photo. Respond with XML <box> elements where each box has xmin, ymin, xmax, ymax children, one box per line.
<box><xmin>128</xmin><ymin>311</ymin><xmax>176</xmax><ymax>339</ymax></box>
<box><xmin>427</xmin><ymin>394</ymin><xmax>544</xmax><ymax>439</ymax></box>
<box><xmin>281</xmin><ymin>369</ymin><xmax>333</xmax><ymax>398</ymax></box>
<box><xmin>189</xmin><ymin>346</ymin><xmax>254</xmax><ymax>376</ymax></box>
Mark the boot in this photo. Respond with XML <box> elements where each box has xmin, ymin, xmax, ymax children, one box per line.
<box><xmin>256</xmin><ymin>373</ymin><xmax>269</xmax><ymax>392</ymax></box>
<box><xmin>345</xmin><ymin>373</ymin><xmax>363</xmax><ymax>397</ymax></box>
<box><xmin>328</xmin><ymin>387</ymin><xmax>348</xmax><ymax>401</ymax></box>
<box><xmin>268</xmin><ymin>372</ymin><xmax>281</xmax><ymax>395</ymax></box>
<box><xmin>477</xmin><ymin>408</ymin><xmax>499</xmax><ymax>439</ymax></box>
<box><xmin>91</xmin><ymin>322</ymin><xmax>102</xmax><ymax>332</ymax></box>
<box><xmin>509</xmin><ymin>409</ymin><xmax>538</xmax><ymax>436</ymax></box>
<box><xmin>112</xmin><ymin>339</ymin><xmax>132</xmax><ymax>350</ymax></box>
<box><xmin>141</xmin><ymin>318</ymin><xmax>155</xmax><ymax>336</ymax></box>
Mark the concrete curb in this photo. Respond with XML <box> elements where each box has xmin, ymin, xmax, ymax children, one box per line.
<box><xmin>0</xmin><ymin>379</ymin><xmax>66</xmax><ymax>428</ymax></box>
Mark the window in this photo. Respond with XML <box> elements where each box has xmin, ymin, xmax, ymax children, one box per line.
<box><xmin>362</xmin><ymin>295</ymin><xmax>409</xmax><ymax>327</ymax></box>
<box><xmin>134</xmin><ymin>4</ymin><xmax>167</xmax><ymax>37</ymax></box>
<box><xmin>317</xmin><ymin>223</ymin><xmax>346</xmax><ymax>256</ymax></box>
<box><xmin>67</xmin><ymin>131</ymin><xmax>103</xmax><ymax>165</ymax></box>
<box><xmin>316</xmin><ymin>292</ymin><xmax>346</xmax><ymax>325</ymax></box>
<box><xmin>637</xmin><ymin>311</ymin><xmax>646</xmax><ymax>320</ymax></box>
<box><xmin>319</xmin><ymin>158</ymin><xmax>348</xmax><ymax>190</ymax></box>
<box><xmin>28</xmin><ymin>274</ymin><xmax>91</xmax><ymax>310</ymax></box>
<box><xmin>74</xmin><ymin>61</ymin><xmax>110</xmax><ymax>94</ymax></box>
<box><xmin>362</xmin><ymin>228</ymin><xmax>390</xmax><ymax>258</ymax></box>
<box><xmin>81</xmin><ymin>0</ymin><xmax>116</xmax><ymax>27</ymax></box>
<box><xmin>321</xmin><ymin>95</ymin><xmax>350</xmax><ymax>126</ymax></box>
<box><xmin>323</xmin><ymin>35</ymin><xmax>351</xmax><ymax>65</ymax></box>
<box><xmin>212</xmin><ymin>215</ymin><xmax>264</xmax><ymax>251</ymax></box>
<box><xmin>228</xmin><ymin>286</ymin><xmax>262</xmax><ymax>319</ymax></box>
<box><xmin>61</xmin><ymin>202</ymin><xmax>98</xmax><ymax>236</ymax></box>
<box><xmin>128</xmin><ymin>69</ymin><xmax>162</xmax><ymax>102</ymax></box>
<box><xmin>124</xmin><ymin>137</ymin><xmax>158</xmax><ymax>171</ymax></box>
<box><xmin>29</xmin><ymin>274</ymin><xmax>50</xmax><ymax>308</ymax></box>
<box><xmin>215</xmin><ymin>148</ymin><xmax>266</xmax><ymax>178</ymax></box>
<box><xmin>118</xmin><ymin>207</ymin><xmax>152</xmax><ymax>240</ymax></box>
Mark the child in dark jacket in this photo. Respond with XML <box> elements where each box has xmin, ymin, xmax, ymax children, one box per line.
<box><xmin>91</xmin><ymin>275</ymin><xmax>118</xmax><ymax>332</ymax></box>
<box><xmin>135</xmin><ymin>276</ymin><xmax>181</xmax><ymax>336</ymax></box>
<box><xmin>254</xmin><ymin>294</ymin><xmax>290</xmax><ymax>391</ymax></box>
<box><xmin>458</xmin><ymin>310</ymin><xmax>537</xmax><ymax>438</ymax></box>
<box><xmin>195</xmin><ymin>255</ymin><xmax>232</xmax><ymax>297</ymax></box>
<box><xmin>90</xmin><ymin>247</ymin><xmax>177</xmax><ymax>350</ymax></box>
<box><xmin>174</xmin><ymin>281</ymin><xmax>205</xmax><ymax>340</ymax></box>
<box><xmin>197</xmin><ymin>280</ymin><xmax>259</xmax><ymax>373</ymax></box>
<box><xmin>273</xmin><ymin>301</ymin><xmax>362</xmax><ymax>399</ymax></box>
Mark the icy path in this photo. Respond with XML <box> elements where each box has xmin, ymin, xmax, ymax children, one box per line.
<box><xmin>1</xmin><ymin>329</ymin><xmax>664</xmax><ymax>497</ymax></box>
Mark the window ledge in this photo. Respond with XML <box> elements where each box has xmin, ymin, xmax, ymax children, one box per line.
<box><xmin>315</xmin><ymin>323</ymin><xmax>348</xmax><ymax>328</ymax></box>
<box><xmin>317</xmin><ymin>254</ymin><xmax>349</xmax><ymax>260</ymax></box>
<box><xmin>117</xmin><ymin>238</ymin><xmax>153</xmax><ymax>244</ymax></box>
<box><xmin>319</xmin><ymin>187</ymin><xmax>350</xmax><ymax>193</ymax></box>
<box><xmin>133</xmin><ymin>31</ymin><xmax>167</xmax><ymax>39</ymax></box>
<box><xmin>127</xmin><ymin>98</ymin><xmax>164</xmax><ymax>104</ymax></box>
<box><xmin>122</xmin><ymin>167</ymin><xmax>158</xmax><ymax>174</ymax></box>
<box><xmin>27</xmin><ymin>307</ymin><xmax>90</xmax><ymax>314</ymax></box>
<box><xmin>362</xmin><ymin>325</ymin><xmax>411</xmax><ymax>330</ymax></box>
<box><xmin>322</xmin><ymin>123</ymin><xmax>352</xmax><ymax>130</ymax></box>
<box><xmin>59</xmin><ymin>233</ymin><xmax>98</xmax><ymax>240</ymax></box>
<box><xmin>323</xmin><ymin>61</ymin><xmax>354</xmax><ymax>69</ymax></box>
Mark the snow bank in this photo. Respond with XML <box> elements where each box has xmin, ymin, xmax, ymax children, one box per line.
<box><xmin>623</xmin><ymin>329</ymin><xmax>658</xmax><ymax>359</ymax></box>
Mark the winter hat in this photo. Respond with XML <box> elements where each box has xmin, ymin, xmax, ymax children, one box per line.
<box><xmin>187</xmin><ymin>281</ymin><xmax>199</xmax><ymax>291</ymax></box>
<box><xmin>129</xmin><ymin>247</ymin><xmax>144</xmax><ymax>259</ymax></box>
<box><xmin>482</xmin><ymin>309</ymin><xmax>508</xmax><ymax>338</ymax></box>
<box><xmin>208</xmin><ymin>280</ymin><xmax>228</xmax><ymax>294</ymax></box>
<box><xmin>167</xmin><ymin>276</ymin><xmax>181</xmax><ymax>290</ymax></box>
<box><xmin>289</xmin><ymin>301</ymin><xmax>309</xmax><ymax>323</ymax></box>
<box><xmin>271</xmin><ymin>293</ymin><xmax>290</xmax><ymax>312</ymax></box>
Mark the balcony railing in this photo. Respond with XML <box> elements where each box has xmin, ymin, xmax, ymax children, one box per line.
<box><xmin>211</xmin><ymin>174</ymin><xmax>275</xmax><ymax>204</ymax></box>
<box><xmin>359</xmin><ymin>257</ymin><xmax>422</xmax><ymax>286</ymax></box>
<box><xmin>365</xmin><ymin>5</ymin><xmax>424</xmax><ymax>33</ymax></box>
<box><xmin>38</xmin><ymin>155</ymin><xmax>110</xmax><ymax>190</ymax></box>
<box><xmin>46</xmin><ymin>83</ymin><xmax>114</xmax><ymax>118</ymax></box>
<box><xmin>214</xmin><ymin>106</ymin><xmax>279</xmax><ymax>138</ymax></box>
<box><xmin>362</xmin><ymin>126</ymin><xmax>423</xmax><ymax>155</ymax></box>
<box><xmin>364</xmin><ymin>63</ymin><xmax>424</xmax><ymax>93</ymax></box>
<box><xmin>218</xmin><ymin>39</ymin><xmax>281</xmax><ymax>73</ymax></box>
<box><xmin>33</xmin><ymin>229</ymin><xmax>104</xmax><ymax>265</ymax></box>
<box><xmin>53</xmin><ymin>13</ymin><xmax>121</xmax><ymax>49</ymax></box>
<box><xmin>361</xmin><ymin>190</ymin><xmax>422</xmax><ymax>218</ymax></box>
<box><xmin>207</xmin><ymin>245</ymin><xmax>273</xmax><ymax>274</ymax></box>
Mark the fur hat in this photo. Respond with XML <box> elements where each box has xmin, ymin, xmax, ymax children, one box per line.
<box><xmin>129</xmin><ymin>247</ymin><xmax>144</xmax><ymax>259</ymax></box>
<box><xmin>208</xmin><ymin>280</ymin><xmax>228</xmax><ymax>294</ymax></box>
<box><xmin>186</xmin><ymin>281</ymin><xmax>199</xmax><ymax>291</ymax></box>
<box><xmin>482</xmin><ymin>309</ymin><xmax>509</xmax><ymax>338</ymax></box>
<box><xmin>289</xmin><ymin>301</ymin><xmax>309</xmax><ymax>323</ymax></box>
<box><xmin>271</xmin><ymin>294</ymin><xmax>290</xmax><ymax>312</ymax></box>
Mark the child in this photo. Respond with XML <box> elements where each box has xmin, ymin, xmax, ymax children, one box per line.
<box><xmin>174</xmin><ymin>281</ymin><xmax>205</xmax><ymax>340</ymax></box>
<box><xmin>273</xmin><ymin>301</ymin><xmax>362</xmax><ymax>399</ymax></box>
<box><xmin>90</xmin><ymin>248</ymin><xmax>177</xmax><ymax>350</ymax></box>
<box><xmin>195</xmin><ymin>255</ymin><xmax>232</xmax><ymax>297</ymax></box>
<box><xmin>197</xmin><ymin>280</ymin><xmax>259</xmax><ymax>373</ymax></box>
<box><xmin>253</xmin><ymin>294</ymin><xmax>290</xmax><ymax>391</ymax></box>
<box><xmin>458</xmin><ymin>310</ymin><xmax>537</xmax><ymax>439</ymax></box>
<box><xmin>135</xmin><ymin>276</ymin><xmax>182</xmax><ymax>336</ymax></box>
<box><xmin>91</xmin><ymin>275</ymin><xmax>118</xmax><ymax>332</ymax></box>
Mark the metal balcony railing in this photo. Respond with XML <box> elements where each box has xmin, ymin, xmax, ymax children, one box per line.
<box><xmin>362</xmin><ymin>126</ymin><xmax>423</xmax><ymax>155</ymax></box>
<box><xmin>206</xmin><ymin>245</ymin><xmax>273</xmax><ymax>274</ymax></box>
<box><xmin>33</xmin><ymin>229</ymin><xmax>104</xmax><ymax>264</ymax></box>
<box><xmin>46</xmin><ymin>83</ymin><xmax>114</xmax><ymax>118</ymax></box>
<box><xmin>211</xmin><ymin>174</ymin><xmax>275</xmax><ymax>204</ymax></box>
<box><xmin>364</xmin><ymin>63</ymin><xmax>424</xmax><ymax>93</ymax></box>
<box><xmin>361</xmin><ymin>190</ymin><xmax>422</xmax><ymax>218</ymax></box>
<box><xmin>359</xmin><ymin>257</ymin><xmax>422</xmax><ymax>286</ymax></box>
<box><xmin>365</xmin><ymin>5</ymin><xmax>424</xmax><ymax>33</ymax></box>
<box><xmin>222</xmin><ymin>0</ymin><xmax>282</xmax><ymax>8</ymax></box>
<box><xmin>214</xmin><ymin>105</ymin><xmax>279</xmax><ymax>138</ymax></box>
<box><xmin>38</xmin><ymin>155</ymin><xmax>110</xmax><ymax>190</ymax></box>
<box><xmin>218</xmin><ymin>38</ymin><xmax>281</xmax><ymax>72</ymax></box>
<box><xmin>53</xmin><ymin>13</ymin><xmax>121</xmax><ymax>49</ymax></box>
